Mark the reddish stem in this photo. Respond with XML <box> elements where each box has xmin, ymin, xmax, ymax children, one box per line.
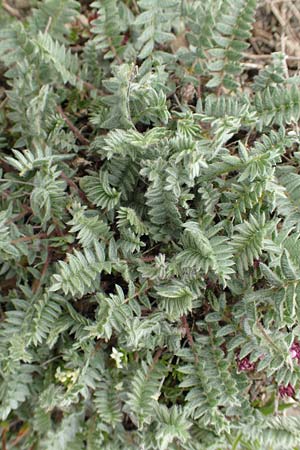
<box><xmin>11</xmin><ymin>233</ymin><xmax>49</xmax><ymax>245</ymax></box>
<box><xmin>181</xmin><ymin>315</ymin><xmax>199</xmax><ymax>363</ymax></box>
<box><xmin>56</xmin><ymin>105</ymin><xmax>89</xmax><ymax>146</ymax></box>
<box><xmin>32</xmin><ymin>251</ymin><xmax>51</xmax><ymax>293</ymax></box>
<box><xmin>1</xmin><ymin>427</ymin><xmax>7</xmax><ymax>450</ymax></box>
<box><xmin>60</xmin><ymin>171</ymin><xmax>89</xmax><ymax>203</ymax></box>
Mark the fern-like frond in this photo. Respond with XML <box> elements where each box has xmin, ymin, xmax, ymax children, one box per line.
<box><xmin>84</xmin><ymin>287</ymin><xmax>135</xmax><ymax>341</ymax></box>
<box><xmin>29</xmin><ymin>0</ymin><xmax>80</xmax><ymax>42</ymax></box>
<box><xmin>242</xmin><ymin>415</ymin><xmax>300</xmax><ymax>450</ymax></box>
<box><xmin>276</xmin><ymin>171</ymin><xmax>300</xmax><ymax>232</ymax></box>
<box><xmin>184</xmin><ymin>0</ymin><xmax>222</xmax><ymax>63</ymax></box>
<box><xmin>34</xmin><ymin>31</ymin><xmax>80</xmax><ymax>86</ymax></box>
<box><xmin>94</xmin><ymin>379</ymin><xmax>122</xmax><ymax>427</ymax></box>
<box><xmin>126</xmin><ymin>360</ymin><xmax>167</xmax><ymax>428</ymax></box>
<box><xmin>254</xmin><ymin>85</ymin><xmax>300</xmax><ymax>130</ymax></box>
<box><xmin>117</xmin><ymin>206</ymin><xmax>146</xmax><ymax>235</ymax></box>
<box><xmin>142</xmin><ymin>158</ymin><xmax>182</xmax><ymax>241</ymax></box>
<box><xmin>134</xmin><ymin>0</ymin><xmax>181</xmax><ymax>59</ymax></box>
<box><xmin>154</xmin><ymin>404</ymin><xmax>192</xmax><ymax>450</ymax></box>
<box><xmin>30</xmin><ymin>166</ymin><xmax>67</xmax><ymax>225</ymax></box>
<box><xmin>80</xmin><ymin>171</ymin><xmax>121</xmax><ymax>211</ymax></box>
<box><xmin>253</xmin><ymin>52</ymin><xmax>286</xmax><ymax>92</ymax></box>
<box><xmin>91</xmin><ymin>0</ymin><xmax>129</xmax><ymax>61</ymax></box>
<box><xmin>0</xmin><ymin>209</ymin><xmax>21</xmax><ymax>261</ymax></box>
<box><xmin>0</xmin><ymin>24</ymin><xmax>80</xmax><ymax>87</ymax></box>
<box><xmin>155</xmin><ymin>281</ymin><xmax>195</xmax><ymax>320</ymax></box>
<box><xmin>28</xmin><ymin>293</ymin><xmax>63</xmax><ymax>346</ymax></box>
<box><xmin>50</xmin><ymin>241</ymin><xmax>110</xmax><ymax>297</ymax></box>
<box><xmin>106</xmin><ymin>156</ymin><xmax>139</xmax><ymax>201</ymax></box>
<box><xmin>67</xmin><ymin>202</ymin><xmax>112</xmax><ymax>247</ymax></box>
<box><xmin>177</xmin><ymin>221</ymin><xmax>235</xmax><ymax>284</ymax></box>
<box><xmin>207</xmin><ymin>0</ymin><xmax>257</xmax><ymax>90</ymax></box>
<box><xmin>232</xmin><ymin>213</ymin><xmax>275</xmax><ymax>275</ymax></box>
<box><xmin>6</xmin><ymin>145</ymin><xmax>71</xmax><ymax>176</ymax></box>
<box><xmin>0</xmin><ymin>363</ymin><xmax>36</xmax><ymax>420</ymax></box>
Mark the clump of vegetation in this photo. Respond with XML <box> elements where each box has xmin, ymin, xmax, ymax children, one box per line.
<box><xmin>1</xmin><ymin>0</ymin><xmax>300</xmax><ymax>448</ymax></box>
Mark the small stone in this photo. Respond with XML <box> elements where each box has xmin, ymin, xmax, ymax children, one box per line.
<box><xmin>180</xmin><ymin>83</ymin><xmax>196</xmax><ymax>104</ymax></box>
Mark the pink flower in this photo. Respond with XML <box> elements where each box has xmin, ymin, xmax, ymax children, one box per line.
<box><xmin>279</xmin><ymin>383</ymin><xmax>295</xmax><ymax>398</ymax></box>
<box><xmin>236</xmin><ymin>356</ymin><xmax>255</xmax><ymax>372</ymax></box>
<box><xmin>290</xmin><ymin>341</ymin><xmax>300</xmax><ymax>363</ymax></box>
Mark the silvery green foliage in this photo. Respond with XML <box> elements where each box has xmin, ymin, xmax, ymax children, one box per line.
<box><xmin>1</xmin><ymin>1</ymin><xmax>300</xmax><ymax>449</ymax></box>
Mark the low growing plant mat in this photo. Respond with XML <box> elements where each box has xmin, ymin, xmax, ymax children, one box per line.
<box><xmin>1</xmin><ymin>0</ymin><xmax>300</xmax><ymax>449</ymax></box>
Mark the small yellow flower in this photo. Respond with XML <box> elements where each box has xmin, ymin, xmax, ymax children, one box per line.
<box><xmin>110</xmin><ymin>347</ymin><xmax>123</xmax><ymax>368</ymax></box>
